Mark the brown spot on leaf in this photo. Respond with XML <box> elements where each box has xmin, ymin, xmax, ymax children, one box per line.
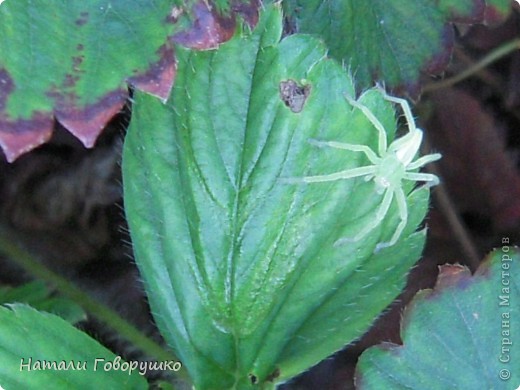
<box><xmin>76</xmin><ymin>11</ymin><xmax>89</xmax><ymax>26</ymax></box>
<box><xmin>73</xmin><ymin>55</ymin><xmax>84</xmax><ymax>70</ymax></box>
<box><xmin>60</xmin><ymin>52</ymin><xmax>86</xmax><ymax>89</ymax></box>
<box><xmin>266</xmin><ymin>367</ymin><xmax>280</xmax><ymax>382</ymax></box>
<box><xmin>127</xmin><ymin>44</ymin><xmax>176</xmax><ymax>102</ymax></box>
<box><xmin>63</xmin><ymin>73</ymin><xmax>80</xmax><ymax>88</ymax></box>
<box><xmin>279</xmin><ymin>79</ymin><xmax>310</xmax><ymax>113</ymax></box>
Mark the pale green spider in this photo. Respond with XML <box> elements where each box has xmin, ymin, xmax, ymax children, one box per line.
<box><xmin>296</xmin><ymin>87</ymin><xmax>441</xmax><ymax>252</ymax></box>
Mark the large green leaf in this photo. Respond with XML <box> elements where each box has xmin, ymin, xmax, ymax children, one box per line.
<box><xmin>356</xmin><ymin>248</ymin><xmax>520</xmax><ymax>389</ymax></box>
<box><xmin>282</xmin><ymin>0</ymin><xmax>511</xmax><ymax>90</ymax></box>
<box><xmin>0</xmin><ymin>0</ymin><xmax>259</xmax><ymax>161</ymax></box>
<box><xmin>0</xmin><ymin>304</ymin><xmax>147</xmax><ymax>389</ymax></box>
<box><xmin>123</xmin><ymin>4</ymin><xmax>433</xmax><ymax>389</ymax></box>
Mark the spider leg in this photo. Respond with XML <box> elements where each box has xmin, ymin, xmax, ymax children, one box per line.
<box><xmin>334</xmin><ymin>185</ymin><xmax>394</xmax><ymax>247</ymax></box>
<box><xmin>407</xmin><ymin>153</ymin><xmax>442</xmax><ymax>170</ymax></box>
<box><xmin>308</xmin><ymin>139</ymin><xmax>380</xmax><ymax>164</ymax></box>
<box><xmin>404</xmin><ymin>172</ymin><xmax>440</xmax><ymax>187</ymax></box>
<box><xmin>375</xmin><ymin>187</ymin><xmax>407</xmax><ymax>252</ymax></box>
<box><xmin>344</xmin><ymin>94</ymin><xmax>387</xmax><ymax>156</ymax></box>
<box><xmin>376</xmin><ymin>86</ymin><xmax>417</xmax><ymax>135</ymax></box>
<box><xmin>299</xmin><ymin>165</ymin><xmax>377</xmax><ymax>183</ymax></box>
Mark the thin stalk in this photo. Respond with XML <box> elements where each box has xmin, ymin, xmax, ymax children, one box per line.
<box><xmin>420</xmin><ymin>140</ymin><xmax>481</xmax><ymax>270</ymax></box>
<box><xmin>423</xmin><ymin>38</ymin><xmax>520</xmax><ymax>92</ymax></box>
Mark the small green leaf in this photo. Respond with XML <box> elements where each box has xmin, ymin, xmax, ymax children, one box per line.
<box><xmin>356</xmin><ymin>248</ymin><xmax>520</xmax><ymax>389</ymax></box>
<box><xmin>35</xmin><ymin>297</ymin><xmax>86</xmax><ymax>324</ymax></box>
<box><xmin>0</xmin><ymin>281</ymin><xmax>49</xmax><ymax>304</ymax></box>
<box><xmin>0</xmin><ymin>281</ymin><xmax>86</xmax><ymax>324</ymax></box>
<box><xmin>123</xmin><ymin>4</ymin><xmax>433</xmax><ymax>388</ymax></box>
<box><xmin>0</xmin><ymin>304</ymin><xmax>147</xmax><ymax>389</ymax></box>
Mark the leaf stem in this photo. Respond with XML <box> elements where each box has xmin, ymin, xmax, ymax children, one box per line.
<box><xmin>423</xmin><ymin>38</ymin><xmax>520</xmax><ymax>92</ymax></box>
<box><xmin>0</xmin><ymin>225</ymin><xmax>191</xmax><ymax>384</ymax></box>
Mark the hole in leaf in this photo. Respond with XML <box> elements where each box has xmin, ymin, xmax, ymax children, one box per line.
<box><xmin>249</xmin><ymin>374</ymin><xmax>258</xmax><ymax>384</ymax></box>
<box><xmin>279</xmin><ymin>79</ymin><xmax>310</xmax><ymax>113</ymax></box>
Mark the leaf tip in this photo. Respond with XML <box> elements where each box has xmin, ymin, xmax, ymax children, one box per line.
<box><xmin>0</xmin><ymin>115</ymin><xmax>54</xmax><ymax>162</ymax></box>
<box><xmin>55</xmin><ymin>89</ymin><xmax>127</xmax><ymax>148</ymax></box>
<box><xmin>127</xmin><ymin>44</ymin><xmax>177</xmax><ymax>102</ymax></box>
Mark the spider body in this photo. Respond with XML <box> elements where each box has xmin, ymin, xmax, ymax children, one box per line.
<box><xmin>373</xmin><ymin>153</ymin><xmax>405</xmax><ymax>191</ymax></box>
<box><xmin>294</xmin><ymin>87</ymin><xmax>441</xmax><ymax>252</ymax></box>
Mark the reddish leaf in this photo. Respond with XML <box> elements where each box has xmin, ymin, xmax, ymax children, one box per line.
<box><xmin>0</xmin><ymin>0</ymin><xmax>261</xmax><ymax>162</ymax></box>
<box><xmin>172</xmin><ymin>0</ymin><xmax>259</xmax><ymax>49</ymax></box>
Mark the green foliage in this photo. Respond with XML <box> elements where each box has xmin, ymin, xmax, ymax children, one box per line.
<box><xmin>0</xmin><ymin>280</ymin><xmax>85</xmax><ymax>324</ymax></box>
<box><xmin>0</xmin><ymin>0</ymin><xmax>174</xmax><ymax>110</ymax></box>
<box><xmin>123</xmin><ymin>5</ymin><xmax>432</xmax><ymax>388</ymax></box>
<box><xmin>356</xmin><ymin>248</ymin><xmax>520</xmax><ymax>389</ymax></box>
<box><xmin>0</xmin><ymin>304</ymin><xmax>147</xmax><ymax>389</ymax></box>
<box><xmin>282</xmin><ymin>0</ymin><xmax>511</xmax><ymax>89</ymax></box>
